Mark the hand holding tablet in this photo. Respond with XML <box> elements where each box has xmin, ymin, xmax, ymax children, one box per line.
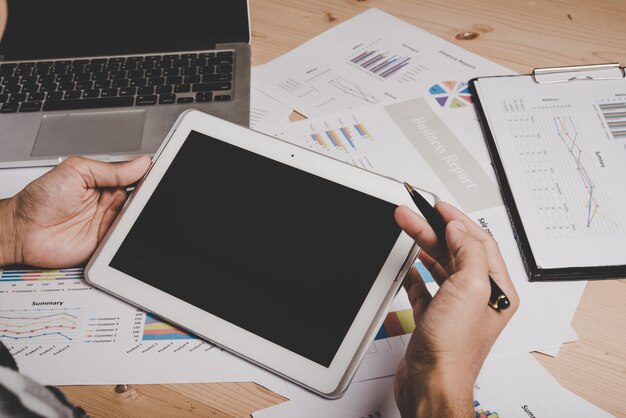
<box><xmin>86</xmin><ymin>110</ymin><xmax>419</xmax><ymax>397</ymax></box>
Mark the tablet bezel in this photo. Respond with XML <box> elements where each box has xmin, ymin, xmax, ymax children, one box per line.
<box><xmin>86</xmin><ymin>110</ymin><xmax>419</xmax><ymax>397</ymax></box>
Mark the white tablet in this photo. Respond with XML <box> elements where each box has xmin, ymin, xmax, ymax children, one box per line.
<box><xmin>86</xmin><ymin>110</ymin><xmax>419</xmax><ymax>398</ymax></box>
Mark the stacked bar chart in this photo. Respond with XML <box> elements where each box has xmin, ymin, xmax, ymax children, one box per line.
<box><xmin>353</xmin><ymin>123</ymin><xmax>371</xmax><ymax>140</ymax></box>
<box><xmin>142</xmin><ymin>313</ymin><xmax>196</xmax><ymax>341</ymax></box>
<box><xmin>308</xmin><ymin>122</ymin><xmax>374</xmax><ymax>152</ymax></box>
<box><xmin>414</xmin><ymin>261</ymin><xmax>435</xmax><ymax>284</ymax></box>
<box><xmin>350</xmin><ymin>49</ymin><xmax>411</xmax><ymax>79</ymax></box>
<box><xmin>338</xmin><ymin>127</ymin><xmax>356</xmax><ymax>148</ymax></box>
<box><xmin>309</xmin><ymin>133</ymin><xmax>329</xmax><ymax>149</ymax></box>
<box><xmin>0</xmin><ymin>267</ymin><xmax>84</xmax><ymax>282</ymax></box>
<box><xmin>474</xmin><ymin>400</ymin><xmax>500</xmax><ymax>418</ymax></box>
<box><xmin>598</xmin><ymin>102</ymin><xmax>626</xmax><ymax>139</ymax></box>
<box><xmin>374</xmin><ymin>261</ymin><xmax>435</xmax><ymax>340</ymax></box>
<box><xmin>375</xmin><ymin>308</ymin><xmax>415</xmax><ymax>340</ymax></box>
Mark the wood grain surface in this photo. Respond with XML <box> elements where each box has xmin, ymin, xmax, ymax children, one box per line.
<box><xmin>61</xmin><ymin>1</ymin><xmax>626</xmax><ymax>416</ymax></box>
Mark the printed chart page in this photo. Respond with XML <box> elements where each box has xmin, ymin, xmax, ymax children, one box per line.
<box><xmin>475</xmin><ymin>76</ymin><xmax>626</xmax><ymax>269</ymax></box>
<box><xmin>255</xmin><ymin>8</ymin><xmax>513</xmax><ymax>119</ymax></box>
<box><xmin>254</xmin><ymin>353</ymin><xmax>612</xmax><ymax>418</ymax></box>
<box><xmin>267</xmin><ymin>99</ymin><xmax>581</xmax><ymax>366</ymax></box>
<box><xmin>0</xmin><ymin>266</ymin><xmax>288</xmax><ymax>393</ymax></box>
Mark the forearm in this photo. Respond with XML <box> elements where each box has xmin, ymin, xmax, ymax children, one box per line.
<box><xmin>396</xmin><ymin>368</ymin><xmax>474</xmax><ymax>418</ymax></box>
<box><xmin>0</xmin><ymin>198</ymin><xmax>19</xmax><ymax>266</ymax></box>
<box><xmin>397</xmin><ymin>388</ymin><xmax>473</xmax><ymax>418</ymax></box>
<box><xmin>405</xmin><ymin>390</ymin><xmax>473</xmax><ymax>418</ymax></box>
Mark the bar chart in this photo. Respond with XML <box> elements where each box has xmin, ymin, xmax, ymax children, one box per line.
<box><xmin>142</xmin><ymin>312</ymin><xmax>196</xmax><ymax>341</ymax></box>
<box><xmin>374</xmin><ymin>308</ymin><xmax>414</xmax><ymax>340</ymax></box>
<box><xmin>598</xmin><ymin>102</ymin><xmax>626</xmax><ymax>139</ymax></box>
<box><xmin>350</xmin><ymin>49</ymin><xmax>411</xmax><ymax>79</ymax></box>
<box><xmin>374</xmin><ymin>261</ymin><xmax>435</xmax><ymax>340</ymax></box>
<box><xmin>307</xmin><ymin>121</ymin><xmax>375</xmax><ymax>153</ymax></box>
<box><xmin>474</xmin><ymin>400</ymin><xmax>500</xmax><ymax>418</ymax></box>
<box><xmin>0</xmin><ymin>267</ymin><xmax>84</xmax><ymax>282</ymax></box>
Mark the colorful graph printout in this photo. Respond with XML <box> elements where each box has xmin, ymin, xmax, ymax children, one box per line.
<box><xmin>350</xmin><ymin>49</ymin><xmax>411</xmax><ymax>79</ymax></box>
<box><xmin>598</xmin><ymin>102</ymin><xmax>626</xmax><ymax>139</ymax></box>
<box><xmin>374</xmin><ymin>262</ymin><xmax>435</xmax><ymax>340</ymax></box>
<box><xmin>142</xmin><ymin>313</ymin><xmax>196</xmax><ymax>341</ymax></box>
<box><xmin>473</xmin><ymin>400</ymin><xmax>499</xmax><ymax>418</ymax></box>
<box><xmin>375</xmin><ymin>308</ymin><xmax>414</xmax><ymax>340</ymax></box>
<box><xmin>309</xmin><ymin>123</ymin><xmax>374</xmax><ymax>152</ymax></box>
<box><xmin>553</xmin><ymin>116</ymin><xmax>602</xmax><ymax>228</ymax></box>
<box><xmin>0</xmin><ymin>267</ymin><xmax>84</xmax><ymax>282</ymax></box>
<box><xmin>353</xmin><ymin>123</ymin><xmax>371</xmax><ymax>139</ymax></box>
<box><xmin>414</xmin><ymin>261</ymin><xmax>435</xmax><ymax>284</ymax></box>
<box><xmin>428</xmin><ymin>81</ymin><xmax>473</xmax><ymax>108</ymax></box>
<box><xmin>328</xmin><ymin>77</ymin><xmax>378</xmax><ymax>104</ymax></box>
<box><xmin>0</xmin><ymin>309</ymin><xmax>79</xmax><ymax>343</ymax></box>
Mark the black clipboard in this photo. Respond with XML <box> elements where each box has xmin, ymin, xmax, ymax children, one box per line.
<box><xmin>469</xmin><ymin>63</ymin><xmax>626</xmax><ymax>281</ymax></box>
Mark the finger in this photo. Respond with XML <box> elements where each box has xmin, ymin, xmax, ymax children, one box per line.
<box><xmin>445</xmin><ymin>220</ymin><xmax>491</xmax><ymax>300</ymax></box>
<box><xmin>403</xmin><ymin>267</ymin><xmax>432</xmax><ymax>317</ymax></box>
<box><xmin>395</xmin><ymin>206</ymin><xmax>451</xmax><ymax>270</ymax></box>
<box><xmin>97</xmin><ymin>189</ymin><xmax>126</xmax><ymax>241</ymax></box>
<box><xmin>416</xmin><ymin>252</ymin><xmax>449</xmax><ymax>286</ymax></box>
<box><xmin>437</xmin><ymin>201</ymin><xmax>493</xmax><ymax>243</ymax></box>
<box><xmin>65</xmin><ymin>156</ymin><xmax>151</xmax><ymax>189</ymax></box>
<box><xmin>438</xmin><ymin>202</ymin><xmax>518</xmax><ymax>304</ymax></box>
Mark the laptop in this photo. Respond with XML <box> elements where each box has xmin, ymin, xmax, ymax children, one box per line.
<box><xmin>0</xmin><ymin>0</ymin><xmax>251</xmax><ymax>168</ymax></box>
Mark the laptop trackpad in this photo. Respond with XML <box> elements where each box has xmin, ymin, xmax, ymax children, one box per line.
<box><xmin>31</xmin><ymin>110</ymin><xmax>146</xmax><ymax>157</ymax></box>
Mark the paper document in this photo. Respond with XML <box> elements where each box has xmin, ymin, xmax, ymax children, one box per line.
<box><xmin>474</xmin><ymin>75</ymin><xmax>626</xmax><ymax>269</ymax></box>
<box><xmin>255</xmin><ymin>6</ymin><xmax>587</xmax><ymax>359</ymax></box>
<box><xmin>0</xmin><ymin>266</ymin><xmax>292</xmax><ymax>394</ymax></box>
<box><xmin>254</xmin><ymin>353</ymin><xmax>613</xmax><ymax>418</ymax></box>
<box><xmin>0</xmin><ymin>8</ymin><xmax>587</xmax><ymax>394</ymax></box>
<box><xmin>353</xmin><ymin>272</ymin><xmax>437</xmax><ymax>383</ymax></box>
<box><xmin>254</xmin><ymin>8</ymin><xmax>513</xmax><ymax>119</ymax></box>
<box><xmin>250</xmin><ymin>66</ymin><xmax>294</xmax><ymax>130</ymax></box>
<box><xmin>264</xmin><ymin>97</ymin><xmax>502</xmax><ymax>212</ymax></box>
<box><xmin>0</xmin><ymin>167</ymin><xmax>49</xmax><ymax>199</ymax></box>
<box><xmin>268</xmin><ymin>99</ymin><xmax>581</xmax><ymax>367</ymax></box>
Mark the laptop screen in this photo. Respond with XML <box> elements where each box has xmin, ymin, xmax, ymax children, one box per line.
<box><xmin>0</xmin><ymin>0</ymin><xmax>250</xmax><ymax>60</ymax></box>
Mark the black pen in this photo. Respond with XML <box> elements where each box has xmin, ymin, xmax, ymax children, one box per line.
<box><xmin>403</xmin><ymin>182</ymin><xmax>510</xmax><ymax>311</ymax></box>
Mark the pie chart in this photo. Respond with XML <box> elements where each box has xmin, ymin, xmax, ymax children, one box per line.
<box><xmin>428</xmin><ymin>81</ymin><xmax>473</xmax><ymax>108</ymax></box>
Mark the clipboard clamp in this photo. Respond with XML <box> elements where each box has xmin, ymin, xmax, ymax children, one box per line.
<box><xmin>531</xmin><ymin>63</ymin><xmax>625</xmax><ymax>84</ymax></box>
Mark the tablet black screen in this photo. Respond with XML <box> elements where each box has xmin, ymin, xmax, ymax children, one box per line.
<box><xmin>110</xmin><ymin>131</ymin><xmax>401</xmax><ymax>367</ymax></box>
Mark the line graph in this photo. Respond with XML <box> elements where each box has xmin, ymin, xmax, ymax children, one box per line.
<box><xmin>0</xmin><ymin>309</ymin><xmax>80</xmax><ymax>343</ymax></box>
<box><xmin>553</xmin><ymin>116</ymin><xmax>599</xmax><ymax>227</ymax></box>
<box><xmin>328</xmin><ymin>77</ymin><xmax>378</xmax><ymax>104</ymax></box>
<box><xmin>503</xmin><ymin>100</ymin><xmax>623</xmax><ymax>238</ymax></box>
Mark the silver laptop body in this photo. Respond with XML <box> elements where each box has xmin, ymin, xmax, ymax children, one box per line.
<box><xmin>0</xmin><ymin>0</ymin><xmax>251</xmax><ymax>168</ymax></box>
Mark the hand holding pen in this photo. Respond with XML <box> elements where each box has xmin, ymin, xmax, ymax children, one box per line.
<box><xmin>403</xmin><ymin>183</ymin><xmax>511</xmax><ymax>310</ymax></box>
<box><xmin>393</xmin><ymin>198</ymin><xmax>519</xmax><ymax>417</ymax></box>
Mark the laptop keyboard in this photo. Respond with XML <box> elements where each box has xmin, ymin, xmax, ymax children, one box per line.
<box><xmin>0</xmin><ymin>51</ymin><xmax>234</xmax><ymax>114</ymax></box>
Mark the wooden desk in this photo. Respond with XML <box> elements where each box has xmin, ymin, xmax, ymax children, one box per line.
<box><xmin>61</xmin><ymin>1</ymin><xmax>626</xmax><ymax>416</ymax></box>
